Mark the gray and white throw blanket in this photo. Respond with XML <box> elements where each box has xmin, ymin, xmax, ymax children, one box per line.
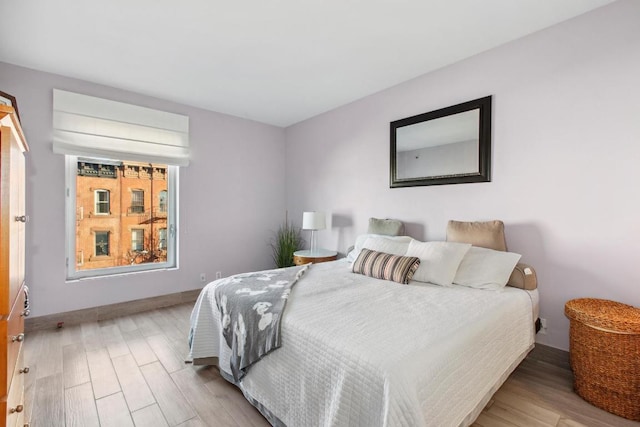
<box><xmin>215</xmin><ymin>264</ymin><xmax>310</xmax><ymax>381</ymax></box>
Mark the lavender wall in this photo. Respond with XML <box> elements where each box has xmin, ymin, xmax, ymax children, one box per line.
<box><xmin>284</xmin><ymin>0</ymin><xmax>640</xmax><ymax>350</ymax></box>
<box><xmin>0</xmin><ymin>62</ymin><xmax>286</xmax><ymax>317</ymax></box>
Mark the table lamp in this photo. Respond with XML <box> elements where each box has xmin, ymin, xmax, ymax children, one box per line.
<box><xmin>302</xmin><ymin>211</ymin><xmax>326</xmax><ymax>256</ymax></box>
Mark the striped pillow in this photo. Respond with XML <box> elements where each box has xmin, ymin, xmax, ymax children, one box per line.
<box><xmin>352</xmin><ymin>249</ymin><xmax>421</xmax><ymax>284</ymax></box>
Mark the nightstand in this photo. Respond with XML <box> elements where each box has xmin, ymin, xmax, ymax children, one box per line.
<box><xmin>293</xmin><ymin>249</ymin><xmax>337</xmax><ymax>265</ymax></box>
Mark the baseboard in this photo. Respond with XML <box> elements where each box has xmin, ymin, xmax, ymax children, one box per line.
<box><xmin>25</xmin><ymin>289</ymin><xmax>201</xmax><ymax>332</ymax></box>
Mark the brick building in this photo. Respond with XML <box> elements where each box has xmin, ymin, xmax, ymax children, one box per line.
<box><xmin>75</xmin><ymin>159</ymin><xmax>168</xmax><ymax>270</ymax></box>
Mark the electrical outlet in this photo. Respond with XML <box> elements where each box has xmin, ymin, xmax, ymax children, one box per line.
<box><xmin>539</xmin><ymin>318</ymin><xmax>548</xmax><ymax>335</ymax></box>
<box><xmin>216</xmin><ymin>271</ymin><xmax>222</xmax><ymax>279</ymax></box>
<box><xmin>200</xmin><ymin>273</ymin><xmax>206</xmax><ymax>283</ymax></box>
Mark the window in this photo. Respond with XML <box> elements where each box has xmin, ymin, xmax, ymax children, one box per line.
<box><xmin>66</xmin><ymin>156</ymin><xmax>178</xmax><ymax>279</ymax></box>
<box><xmin>131</xmin><ymin>229</ymin><xmax>144</xmax><ymax>252</ymax></box>
<box><xmin>95</xmin><ymin>231</ymin><xmax>110</xmax><ymax>256</ymax></box>
<box><xmin>159</xmin><ymin>190</ymin><xmax>167</xmax><ymax>213</ymax></box>
<box><xmin>158</xmin><ymin>228</ymin><xmax>167</xmax><ymax>250</ymax></box>
<box><xmin>94</xmin><ymin>190</ymin><xmax>110</xmax><ymax>215</ymax></box>
<box><xmin>56</xmin><ymin>91</ymin><xmax>187</xmax><ymax>280</ymax></box>
<box><xmin>130</xmin><ymin>190</ymin><xmax>145</xmax><ymax>214</ymax></box>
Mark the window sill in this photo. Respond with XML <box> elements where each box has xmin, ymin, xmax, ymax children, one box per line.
<box><xmin>66</xmin><ymin>265</ymin><xmax>178</xmax><ymax>283</ymax></box>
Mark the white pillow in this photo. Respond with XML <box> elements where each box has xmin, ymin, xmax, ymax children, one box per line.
<box><xmin>345</xmin><ymin>234</ymin><xmax>413</xmax><ymax>263</ymax></box>
<box><xmin>453</xmin><ymin>246</ymin><xmax>522</xmax><ymax>291</ymax></box>
<box><xmin>362</xmin><ymin>236</ymin><xmax>411</xmax><ymax>256</ymax></box>
<box><xmin>405</xmin><ymin>240</ymin><xmax>471</xmax><ymax>286</ymax></box>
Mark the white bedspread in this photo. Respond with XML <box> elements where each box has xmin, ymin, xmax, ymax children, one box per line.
<box><xmin>189</xmin><ymin>260</ymin><xmax>535</xmax><ymax>427</ymax></box>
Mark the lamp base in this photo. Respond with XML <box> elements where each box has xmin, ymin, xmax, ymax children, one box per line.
<box><xmin>309</xmin><ymin>229</ymin><xmax>318</xmax><ymax>256</ymax></box>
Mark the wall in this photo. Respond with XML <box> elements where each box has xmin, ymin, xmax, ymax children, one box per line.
<box><xmin>0</xmin><ymin>62</ymin><xmax>286</xmax><ymax>317</ymax></box>
<box><xmin>284</xmin><ymin>0</ymin><xmax>640</xmax><ymax>350</ymax></box>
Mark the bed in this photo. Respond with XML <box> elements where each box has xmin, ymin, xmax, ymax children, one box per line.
<box><xmin>188</xmin><ymin>220</ymin><xmax>539</xmax><ymax>426</ymax></box>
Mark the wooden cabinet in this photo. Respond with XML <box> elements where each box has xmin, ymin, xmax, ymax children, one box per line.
<box><xmin>0</xmin><ymin>106</ymin><xmax>29</xmax><ymax>427</ymax></box>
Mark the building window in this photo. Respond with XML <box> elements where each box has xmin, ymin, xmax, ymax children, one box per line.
<box><xmin>95</xmin><ymin>231</ymin><xmax>110</xmax><ymax>256</ymax></box>
<box><xmin>94</xmin><ymin>190</ymin><xmax>110</xmax><ymax>215</ymax></box>
<box><xmin>130</xmin><ymin>190</ymin><xmax>145</xmax><ymax>214</ymax></box>
<box><xmin>159</xmin><ymin>228</ymin><xmax>167</xmax><ymax>250</ymax></box>
<box><xmin>159</xmin><ymin>190</ymin><xmax>167</xmax><ymax>213</ymax></box>
<box><xmin>132</xmin><ymin>229</ymin><xmax>144</xmax><ymax>252</ymax></box>
<box><xmin>66</xmin><ymin>156</ymin><xmax>178</xmax><ymax>280</ymax></box>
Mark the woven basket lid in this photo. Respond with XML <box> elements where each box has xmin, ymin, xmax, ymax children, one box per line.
<box><xmin>565</xmin><ymin>298</ymin><xmax>640</xmax><ymax>334</ymax></box>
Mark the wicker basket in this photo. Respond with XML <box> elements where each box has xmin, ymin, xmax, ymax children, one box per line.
<box><xmin>565</xmin><ymin>298</ymin><xmax>640</xmax><ymax>421</ymax></box>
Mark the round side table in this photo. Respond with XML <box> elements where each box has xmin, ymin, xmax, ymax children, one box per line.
<box><xmin>293</xmin><ymin>249</ymin><xmax>337</xmax><ymax>265</ymax></box>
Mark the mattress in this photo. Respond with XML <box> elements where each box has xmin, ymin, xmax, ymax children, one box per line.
<box><xmin>189</xmin><ymin>260</ymin><xmax>536</xmax><ymax>426</ymax></box>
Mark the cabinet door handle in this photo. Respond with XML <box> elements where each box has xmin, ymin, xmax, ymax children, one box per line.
<box><xmin>9</xmin><ymin>404</ymin><xmax>24</xmax><ymax>413</ymax></box>
<box><xmin>15</xmin><ymin>215</ymin><xmax>27</xmax><ymax>223</ymax></box>
<box><xmin>21</xmin><ymin>309</ymin><xmax>30</xmax><ymax>317</ymax></box>
<box><xmin>11</xmin><ymin>333</ymin><xmax>25</xmax><ymax>342</ymax></box>
<box><xmin>19</xmin><ymin>366</ymin><xmax>30</xmax><ymax>374</ymax></box>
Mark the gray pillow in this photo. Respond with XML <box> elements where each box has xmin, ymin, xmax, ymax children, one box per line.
<box><xmin>367</xmin><ymin>217</ymin><xmax>405</xmax><ymax>236</ymax></box>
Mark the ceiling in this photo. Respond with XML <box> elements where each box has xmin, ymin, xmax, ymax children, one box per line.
<box><xmin>0</xmin><ymin>0</ymin><xmax>614</xmax><ymax>127</ymax></box>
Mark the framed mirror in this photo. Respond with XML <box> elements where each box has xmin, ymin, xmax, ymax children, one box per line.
<box><xmin>390</xmin><ymin>96</ymin><xmax>491</xmax><ymax>188</ymax></box>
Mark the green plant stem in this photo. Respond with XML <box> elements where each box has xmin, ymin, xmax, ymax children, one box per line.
<box><xmin>271</xmin><ymin>221</ymin><xmax>302</xmax><ymax>268</ymax></box>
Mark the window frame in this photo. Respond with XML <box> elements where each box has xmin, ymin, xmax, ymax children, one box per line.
<box><xmin>131</xmin><ymin>228</ymin><xmax>145</xmax><ymax>252</ymax></box>
<box><xmin>130</xmin><ymin>189</ymin><xmax>145</xmax><ymax>214</ymax></box>
<box><xmin>94</xmin><ymin>230</ymin><xmax>111</xmax><ymax>256</ymax></box>
<box><xmin>66</xmin><ymin>155</ymin><xmax>178</xmax><ymax>280</ymax></box>
<box><xmin>94</xmin><ymin>189</ymin><xmax>110</xmax><ymax>215</ymax></box>
<box><xmin>159</xmin><ymin>190</ymin><xmax>168</xmax><ymax>213</ymax></box>
<box><xmin>158</xmin><ymin>228</ymin><xmax>167</xmax><ymax>250</ymax></box>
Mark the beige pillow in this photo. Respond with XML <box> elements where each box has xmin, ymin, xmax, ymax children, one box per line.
<box><xmin>446</xmin><ymin>220</ymin><xmax>507</xmax><ymax>251</ymax></box>
<box><xmin>507</xmin><ymin>263</ymin><xmax>538</xmax><ymax>290</ymax></box>
<box><xmin>447</xmin><ymin>220</ymin><xmax>538</xmax><ymax>290</ymax></box>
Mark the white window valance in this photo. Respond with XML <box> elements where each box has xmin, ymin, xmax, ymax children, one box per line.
<box><xmin>53</xmin><ymin>89</ymin><xmax>190</xmax><ymax>166</ymax></box>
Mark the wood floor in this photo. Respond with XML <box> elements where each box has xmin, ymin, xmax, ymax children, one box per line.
<box><xmin>22</xmin><ymin>303</ymin><xmax>639</xmax><ymax>427</ymax></box>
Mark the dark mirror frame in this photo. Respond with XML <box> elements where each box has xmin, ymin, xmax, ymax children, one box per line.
<box><xmin>390</xmin><ymin>96</ymin><xmax>492</xmax><ymax>188</ymax></box>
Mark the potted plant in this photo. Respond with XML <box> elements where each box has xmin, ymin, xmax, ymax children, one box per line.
<box><xmin>271</xmin><ymin>216</ymin><xmax>303</xmax><ymax>268</ymax></box>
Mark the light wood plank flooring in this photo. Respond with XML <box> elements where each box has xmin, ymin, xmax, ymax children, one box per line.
<box><xmin>22</xmin><ymin>303</ymin><xmax>639</xmax><ymax>427</ymax></box>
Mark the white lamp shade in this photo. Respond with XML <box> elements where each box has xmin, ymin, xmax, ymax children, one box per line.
<box><xmin>302</xmin><ymin>211</ymin><xmax>326</xmax><ymax>230</ymax></box>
